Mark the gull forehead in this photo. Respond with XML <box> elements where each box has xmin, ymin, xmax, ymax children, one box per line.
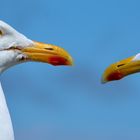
<box><xmin>0</xmin><ymin>20</ymin><xmax>33</xmax><ymax>49</ymax></box>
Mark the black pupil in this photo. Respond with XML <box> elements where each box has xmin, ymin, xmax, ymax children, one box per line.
<box><xmin>0</xmin><ymin>30</ymin><xmax>2</xmax><ymax>35</ymax></box>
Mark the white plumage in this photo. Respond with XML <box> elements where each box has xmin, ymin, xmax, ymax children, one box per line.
<box><xmin>0</xmin><ymin>21</ymin><xmax>33</xmax><ymax>49</ymax></box>
<box><xmin>0</xmin><ymin>21</ymin><xmax>34</xmax><ymax>73</ymax></box>
<box><xmin>0</xmin><ymin>83</ymin><xmax>14</xmax><ymax>140</ymax></box>
<box><xmin>0</xmin><ymin>21</ymin><xmax>33</xmax><ymax>140</ymax></box>
<box><xmin>0</xmin><ymin>20</ymin><xmax>72</xmax><ymax>140</ymax></box>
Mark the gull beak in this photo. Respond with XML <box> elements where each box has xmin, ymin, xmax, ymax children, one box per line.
<box><xmin>101</xmin><ymin>55</ymin><xmax>140</xmax><ymax>83</ymax></box>
<box><xmin>21</xmin><ymin>41</ymin><xmax>73</xmax><ymax>66</ymax></box>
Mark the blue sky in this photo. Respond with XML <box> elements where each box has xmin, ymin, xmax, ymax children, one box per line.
<box><xmin>1</xmin><ymin>0</ymin><xmax>140</xmax><ymax>139</ymax></box>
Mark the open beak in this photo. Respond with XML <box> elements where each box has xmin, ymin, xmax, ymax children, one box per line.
<box><xmin>21</xmin><ymin>41</ymin><xmax>73</xmax><ymax>66</ymax></box>
<box><xmin>101</xmin><ymin>55</ymin><xmax>140</xmax><ymax>83</ymax></box>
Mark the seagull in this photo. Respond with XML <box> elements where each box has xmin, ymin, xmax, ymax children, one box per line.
<box><xmin>0</xmin><ymin>20</ymin><xmax>73</xmax><ymax>140</ymax></box>
<box><xmin>102</xmin><ymin>53</ymin><xmax>140</xmax><ymax>83</ymax></box>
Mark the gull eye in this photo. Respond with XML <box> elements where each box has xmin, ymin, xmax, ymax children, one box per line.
<box><xmin>0</xmin><ymin>30</ymin><xmax>3</xmax><ymax>36</ymax></box>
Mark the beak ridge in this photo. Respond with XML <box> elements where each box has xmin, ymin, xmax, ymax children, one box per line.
<box><xmin>21</xmin><ymin>41</ymin><xmax>73</xmax><ymax>66</ymax></box>
<box><xmin>101</xmin><ymin>56</ymin><xmax>136</xmax><ymax>83</ymax></box>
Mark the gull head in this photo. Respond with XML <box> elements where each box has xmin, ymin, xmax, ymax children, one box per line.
<box><xmin>0</xmin><ymin>20</ymin><xmax>73</xmax><ymax>73</ymax></box>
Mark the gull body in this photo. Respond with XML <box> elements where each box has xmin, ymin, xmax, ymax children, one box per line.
<box><xmin>0</xmin><ymin>20</ymin><xmax>73</xmax><ymax>140</ymax></box>
<box><xmin>0</xmin><ymin>83</ymin><xmax>14</xmax><ymax>140</ymax></box>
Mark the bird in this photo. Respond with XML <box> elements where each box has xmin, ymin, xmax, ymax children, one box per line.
<box><xmin>0</xmin><ymin>20</ymin><xmax>73</xmax><ymax>140</ymax></box>
<box><xmin>102</xmin><ymin>53</ymin><xmax>140</xmax><ymax>83</ymax></box>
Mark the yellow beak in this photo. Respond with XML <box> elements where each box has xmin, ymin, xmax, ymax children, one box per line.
<box><xmin>101</xmin><ymin>55</ymin><xmax>140</xmax><ymax>83</ymax></box>
<box><xmin>21</xmin><ymin>41</ymin><xmax>73</xmax><ymax>66</ymax></box>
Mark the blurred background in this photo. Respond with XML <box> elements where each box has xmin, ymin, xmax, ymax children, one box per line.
<box><xmin>0</xmin><ymin>0</ymin><xmax>140</xmax><ymax>139</ymax></box>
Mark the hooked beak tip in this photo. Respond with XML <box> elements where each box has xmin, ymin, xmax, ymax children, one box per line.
<box><xmin>22</xmin><ymin>41</ymin><xmax>73</xmax><ymax>66</ymax></box>
<box><xmin>48</xmin><ymin>55</ymin><xmax>73</xmax><ymax>66</ymax></box>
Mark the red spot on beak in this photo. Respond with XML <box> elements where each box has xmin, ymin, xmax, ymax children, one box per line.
<box><xmin>49</xmin><ymin>56</ymin><xmax>68</xmax><ymax>66</ymax></box>
<box><xmin>107</xmin><ymin>71</ymin><xmax>123</xmax><ymax>81</ymax></box>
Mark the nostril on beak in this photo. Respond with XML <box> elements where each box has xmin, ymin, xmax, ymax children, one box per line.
<box><xmin>117</xmin><ymin>64</ymin><xmax>125</xmax><ymax>67</ymax></box>
<box><xmin>45</xmin><ymin>48</ymin><xmax>54</xmax><ymax>50</ymax></box>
